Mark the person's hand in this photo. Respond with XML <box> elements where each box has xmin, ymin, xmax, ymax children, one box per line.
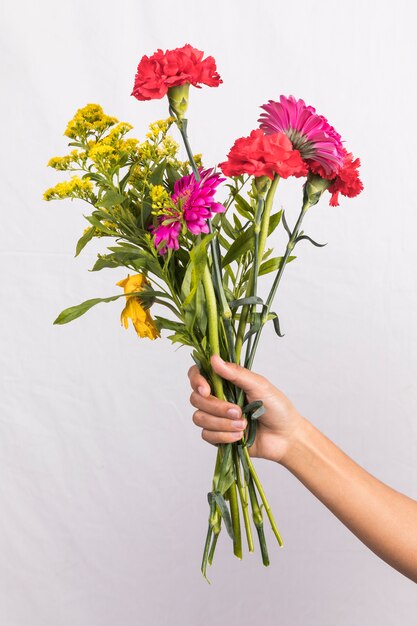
<box><xmin>188</xmin><ymin>354</ymin><xmax>305</xmax><ymax>464</ymax></box>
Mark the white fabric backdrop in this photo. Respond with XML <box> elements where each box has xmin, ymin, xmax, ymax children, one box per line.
<box><xmin>1</xmin><ymin>0</ymin><xmax>417</xmax><ymax>624</ymax></box>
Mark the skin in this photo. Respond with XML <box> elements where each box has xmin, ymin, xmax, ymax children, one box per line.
<box><xmin>188</xmin><ymin>354</ymin><xmax>417</xmax><ymax>584</ymax></box>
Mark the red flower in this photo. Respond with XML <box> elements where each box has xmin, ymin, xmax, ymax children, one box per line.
<box><xmin>132</xmin><ymin>44</ymin><xmax>222</xmax><ymax>101</ymax></box>
<box><xmin>327</xmin><ymin>149</ymin><xmax>363</xmax><ymax>206</ymax></box>
<box><xmin>219</xmin><ymin>129</ymin><xmax>308</xmax><ymax>180</ymax></box>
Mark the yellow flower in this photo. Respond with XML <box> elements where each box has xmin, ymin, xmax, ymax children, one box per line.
<box><xmin>47</xmin><ymin>150</ymin><xmax>87</xmax><ymax>171</ymax></box>
<box><xmin>65</xmin><ymin>104</ymin><xmax>118</xmax><ymax>140</ymax></box>
<box><xmin>43</xmin><ymin>176</ymin><xmax>94</xmax><ymax>201</ymax></box>
<box><xmin>158</xmin><ymin>136</ymin><xmax>179</xmax><ymax>158</ymax></box>
<box><xmin>150</xmin><ymin>184</ymin><xmax>171</xmax><ymax>210</ymax></box>
<box><xmin>116</xmin><ymin>274</ymin><xmax>160</xmax><ymax>340</ymax></box>
<box><xmin>146</xmin><ymin>117</ymin><xmax>174</xmax><ymax>139</ymax></box>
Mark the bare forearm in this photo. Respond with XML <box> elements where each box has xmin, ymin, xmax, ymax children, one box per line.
<box><xmin>282</xmin><ymin>418</ymin><xmax>417</xmax><ymax>583</ymax></box>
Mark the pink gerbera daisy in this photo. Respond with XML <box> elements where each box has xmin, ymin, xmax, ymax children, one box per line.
<box><xmin>258</xmin><ymin>95</ymin><xmax>344</xmax><ymax>178</ymax></box>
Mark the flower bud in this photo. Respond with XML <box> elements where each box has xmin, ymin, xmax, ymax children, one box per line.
<box><xmin>254</xmin><ymin>175</ymin><xmax>272</xmax><ymax>197</ymax></box>
<box><xmin>303</xmin><ymin>173</ymin><xmax>331</xmax><ymax>207</ymax></box>
<box><xmin>167</xmin><ymin>83</ymin><xmax>190</xmax><ymax>120</ymax></box>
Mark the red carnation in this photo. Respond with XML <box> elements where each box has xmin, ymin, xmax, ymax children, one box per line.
<box><xmin>132</xmin><ymin>44</ymin><xmax>222</xmax><ymax>101</ymax></box>
<box><xmin>219</xmin><ymin>129</ymin><xmax>308</xmax><ymax>180</ymax></box>
<box><xmin>327</xmin><ymin>149</ymin><xmax>363</xmax><ymax>206</ymax></box>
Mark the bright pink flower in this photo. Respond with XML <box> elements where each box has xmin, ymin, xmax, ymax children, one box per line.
<box><xmin>173</xmin><ymin>168</ymin><xmax>225</xmax><ymax>235</ymax></box>
<box><xmin>258</xmin><ymin>95</ymin><xmax>344</xmax><ymax>178</ymax></box>
<box><xmin>151</xmin><ymin>214</ymin><xmax>182</xmax><ymax>254</ymax></box>
<box><xmin>151</xmin><ymin>169</ymin><xmax>225</xmax><ymax>254</ymax></box>
<box><xmin>219</xmin><ymin>129</ymin><xmax>308</xmax><ymax>180</ymax></box>
<box><xmin>132</xmin><ymin>44</ymin><xmax>222</xmax><ymax>101</ymax></box>
<box><xmin>327</xmin><ymin>149</ymin><xmax>363</xmax><ymax>206</ymax></box>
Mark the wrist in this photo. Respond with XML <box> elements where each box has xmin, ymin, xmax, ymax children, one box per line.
<box><xmin>277</xmin><ymin>414</ymin><xmax>315</xmax><ymax>469</ymax></box>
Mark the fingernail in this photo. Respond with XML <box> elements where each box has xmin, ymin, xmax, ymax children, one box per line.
<box><xmin>227</xmin><ymin>408</ymin><xmax>240</xmax><ymax>419</ymax></box>
<box><xmin>197</xmin><ymin>386</ymin><xmax>206</xmax><ymax>396</ymax></box>
<box><xmin>232</xmin><ymin>420</ymin><xmax>247</xmax><ymax>431</ymax></box>
<box><xmin>216</xmin><ymin>354</ymin><xmax>225</xmax><ymax>364</ymax></box>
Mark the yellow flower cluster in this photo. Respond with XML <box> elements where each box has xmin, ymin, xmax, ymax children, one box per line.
<box><xmin>65</xmin><ymin>104</ymin><xmax>118</xmax><ymax>140</ymax></box>
<box><xmin>186</xmin><ymin>153</ymin><xmax>203</xmax><ymax>168</ymax></box>
<box><xmin>158</xmin><ymin>136</ymin><xmax>179</xmax><ymax>159</ymax></box>
<box><xmin>47</xmin><ymin>150</ymin><xmax>88</xmax><ymax>171</ymax></box>
<box><xmin>117</xmin><ymin>274</ymin><xmax>160</xmax><ymax>340</ymax></box>
<box><xmin>146</xmin><ymin>117</ymin><xmax>174</xmax><ymax>139</ymax></box>
<box><xmin>43</xmin><ymin>176</ymin><xmax>94</xmax><ymax>201</ymax></box>
<box><xmin>150</xmin><ymin>184</ymin><xmax>171</xmax><ymax>210</ymax></box>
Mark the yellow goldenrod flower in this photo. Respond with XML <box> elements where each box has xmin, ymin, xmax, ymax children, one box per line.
<box><xmin>146</xmin><ymin>117</ymin><xmax>174</xmax><ymax>139</ymax></box>
<box><xmin>116</xmin><ymin>274</ymin><xmax>160</xmax><ymax>340</ymax></box>
<box><xmin>88</xmin><ymin>143</ymin><xmax>118</xmax><ymax>167</ymax></box>
<box><xmin>43</xmin><ymin>176</ymin><xmax>94</xmax><ymax>201</ymax></box>
<box><xmin>64</xmin><ymin>104</ymin><xmax>118</xmax><ymax>140</ymax></box>
<box><xmin>183</xmin><ymin>153</ymin><xmax>203</xmax><ymax>168</ymax></box>
<box><xmin>150</xmin><ymin>184</ymin><xmax>171</xmax><ymax>210</ymax></box>
<box><xmin>158</xmin><ymin>136</ymin><xmax>179</xmax><ymax>159</ymax></box>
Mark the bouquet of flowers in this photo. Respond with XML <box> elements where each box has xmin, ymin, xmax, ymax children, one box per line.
<box><xmin>44</xmin><ymin>44</ymin><xmax>363</xmax><ymax>579</ymax></box>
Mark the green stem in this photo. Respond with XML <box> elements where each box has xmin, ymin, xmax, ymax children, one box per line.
<box><xmin>235</xmin><ymin>176</ymin><xmax>280</xmax><ymax>363</ymax></box>
<box><xmin>245</xmin><ymin>199</ymin><xmax>311</xmax><ymax>371</ymax></box>
<box><xmin>243</xmin><ymin>446</ymin><xmax>283</xmax><ymax>547</ymax></box>
<box><xmin>176</xmin><ymin>116</ymin><xmax>237</xmax><ymax>370</ymax></box>
<box><xmin>227</xmin><ymin>482</ymin><xmax>242</xmax><ymax>559</ymax></box>
<box><xmin>233</xmin><ymin>445</ymin><xmax>254</xmax><ymax>552</ymax></box>
<box><xmin>248</xmin><ymin>475</ymin><xmax>270</xmax><ymax>566</ymax></box>
<box><xmin>202</xmin><ymin>264</ymin><xmax>223</xmax><ymax>398</ymax></box>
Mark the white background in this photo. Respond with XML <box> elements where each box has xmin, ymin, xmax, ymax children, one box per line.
<box><xmin>1</xmin><ymin>0</ymin><xmax>417</xmax><ymax>624</ymax></box>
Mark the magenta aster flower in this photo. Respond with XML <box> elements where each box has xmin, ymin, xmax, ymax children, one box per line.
<box><xmin>258</xmin><ymin>95</ymin><xmax>344</xmax><ymax>178</ymax></box>
<box><xmin>152</xmin><ymin>168</ymin><xmax>225</xmax><ymax>254</ymax></box>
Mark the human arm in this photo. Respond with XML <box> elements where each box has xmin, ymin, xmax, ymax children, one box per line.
<box><xmin>188</xmin><ymin>354</ymin><xmax>417</xmax><ymax>584</ymax></box>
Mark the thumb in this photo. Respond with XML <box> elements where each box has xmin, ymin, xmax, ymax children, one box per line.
<box><xmin>210</xmin><ymin>354</ymin><xmax>266</xmax><ymax>396</ymax></box>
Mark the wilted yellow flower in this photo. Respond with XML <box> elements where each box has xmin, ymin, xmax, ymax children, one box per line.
<box><xmin>116</xmin><ymin>274</ymin><xmax>160</xmax><ymax>340</ymax></box>
<box><xmin>43</xmin><ymin>176</ymin><xmax>94</xmax><ymax>201</ymax></box>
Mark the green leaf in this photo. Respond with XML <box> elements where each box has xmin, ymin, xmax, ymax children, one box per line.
<box><xmin>234</xmin><ymin>193</ymin><xmax>253</xmax><ymax>217</ymax></box>
<box><xmin>75</xmin><ymin>226</ymin><xmax>96</xmax><ymax>257</ymax></box>
<box><xmin>166</xmin><ymin>163</ymin><xmax>182</xmax><ymax>186</ymax></box>
<box><xmin>268</xmin><ymin>210</ymin><xmax>283</xmax><ymax>236</ymax></box>
<box><xmin>229</xmin><ymin>296</ymin><xmax>264</xmax><ymax>308</ymax></box>
<box><xmin>233</xmin><ymin>213</ymin><xmax>243</xmax><ymax>231</ymax></box>
<box><xmin>243</xmin><ymin>400</ymin><xmax>263</xmax><ymax>414</ymax></box>
<box><xmin>208</xmin><ymin>492</ymin><xmax>234</xmax><ymax>540</ymax></box>
<box><xmin>182</xmin><ymin>234</ymin><xmax>214</xmax><ymax>308</ymax></box>
<box><xmin>155</xmin><ymin>317</ymin><xmax>186</xmax><ymax>333</ymax></box>
<box><xmin>53</xmin><ymin>294</ymin><xmax>127</xmax><ymax>325</ymax></box>
<box><xmin>220</xmin><ymin>215</ymin><xmax>238</xmax><ymax>240</ymax></box>
<box><xmin>194</xmin><ymin>279</ymin><xmax>208</xmax><ymax>337</ymax></box>
<box><xmin>237</xmin><ymin>444</ymin><xmax>250</xmax><ymax>482</ymax></box>
<box><xmin>84</xmin><ymin>214</ymin><xmax>114</xmax><ymax>235</ymax></box>
<box><xmin>222</xmin><ymin>211</ymin><xmax>282</xmax><ymax>268</ymax></box>
<box><xmin>90</xmin><ymin>256</ymin><xmax>120</xmax><ymax>271</ymax></box>
<box><xmin>97</xmin><ymin>190</ymin><xmax>126</xmax><ymax>209</ymax></box>
<box><xmin>150</xmin><ymin>160</ymin><xmax>166</xmax><ymax>185</ymax></box>
<box><xmin>167</xmin><ymin>331</ymin><xmax>194</xmax><ymax>346</ymax></box>
<box><xmin>258</xmin><ymin>255</ymin><xmax>296</xmax><ymax>276</ymax></box>
<box><xmin>246</xmin><ymin>420</ymin><xmax>258</xmax><ymax>448</ymax></box>
<box><xmin>217</xmin><ymin>232</ymin><xmax>231</xmax><ymax>251</ymax></box>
